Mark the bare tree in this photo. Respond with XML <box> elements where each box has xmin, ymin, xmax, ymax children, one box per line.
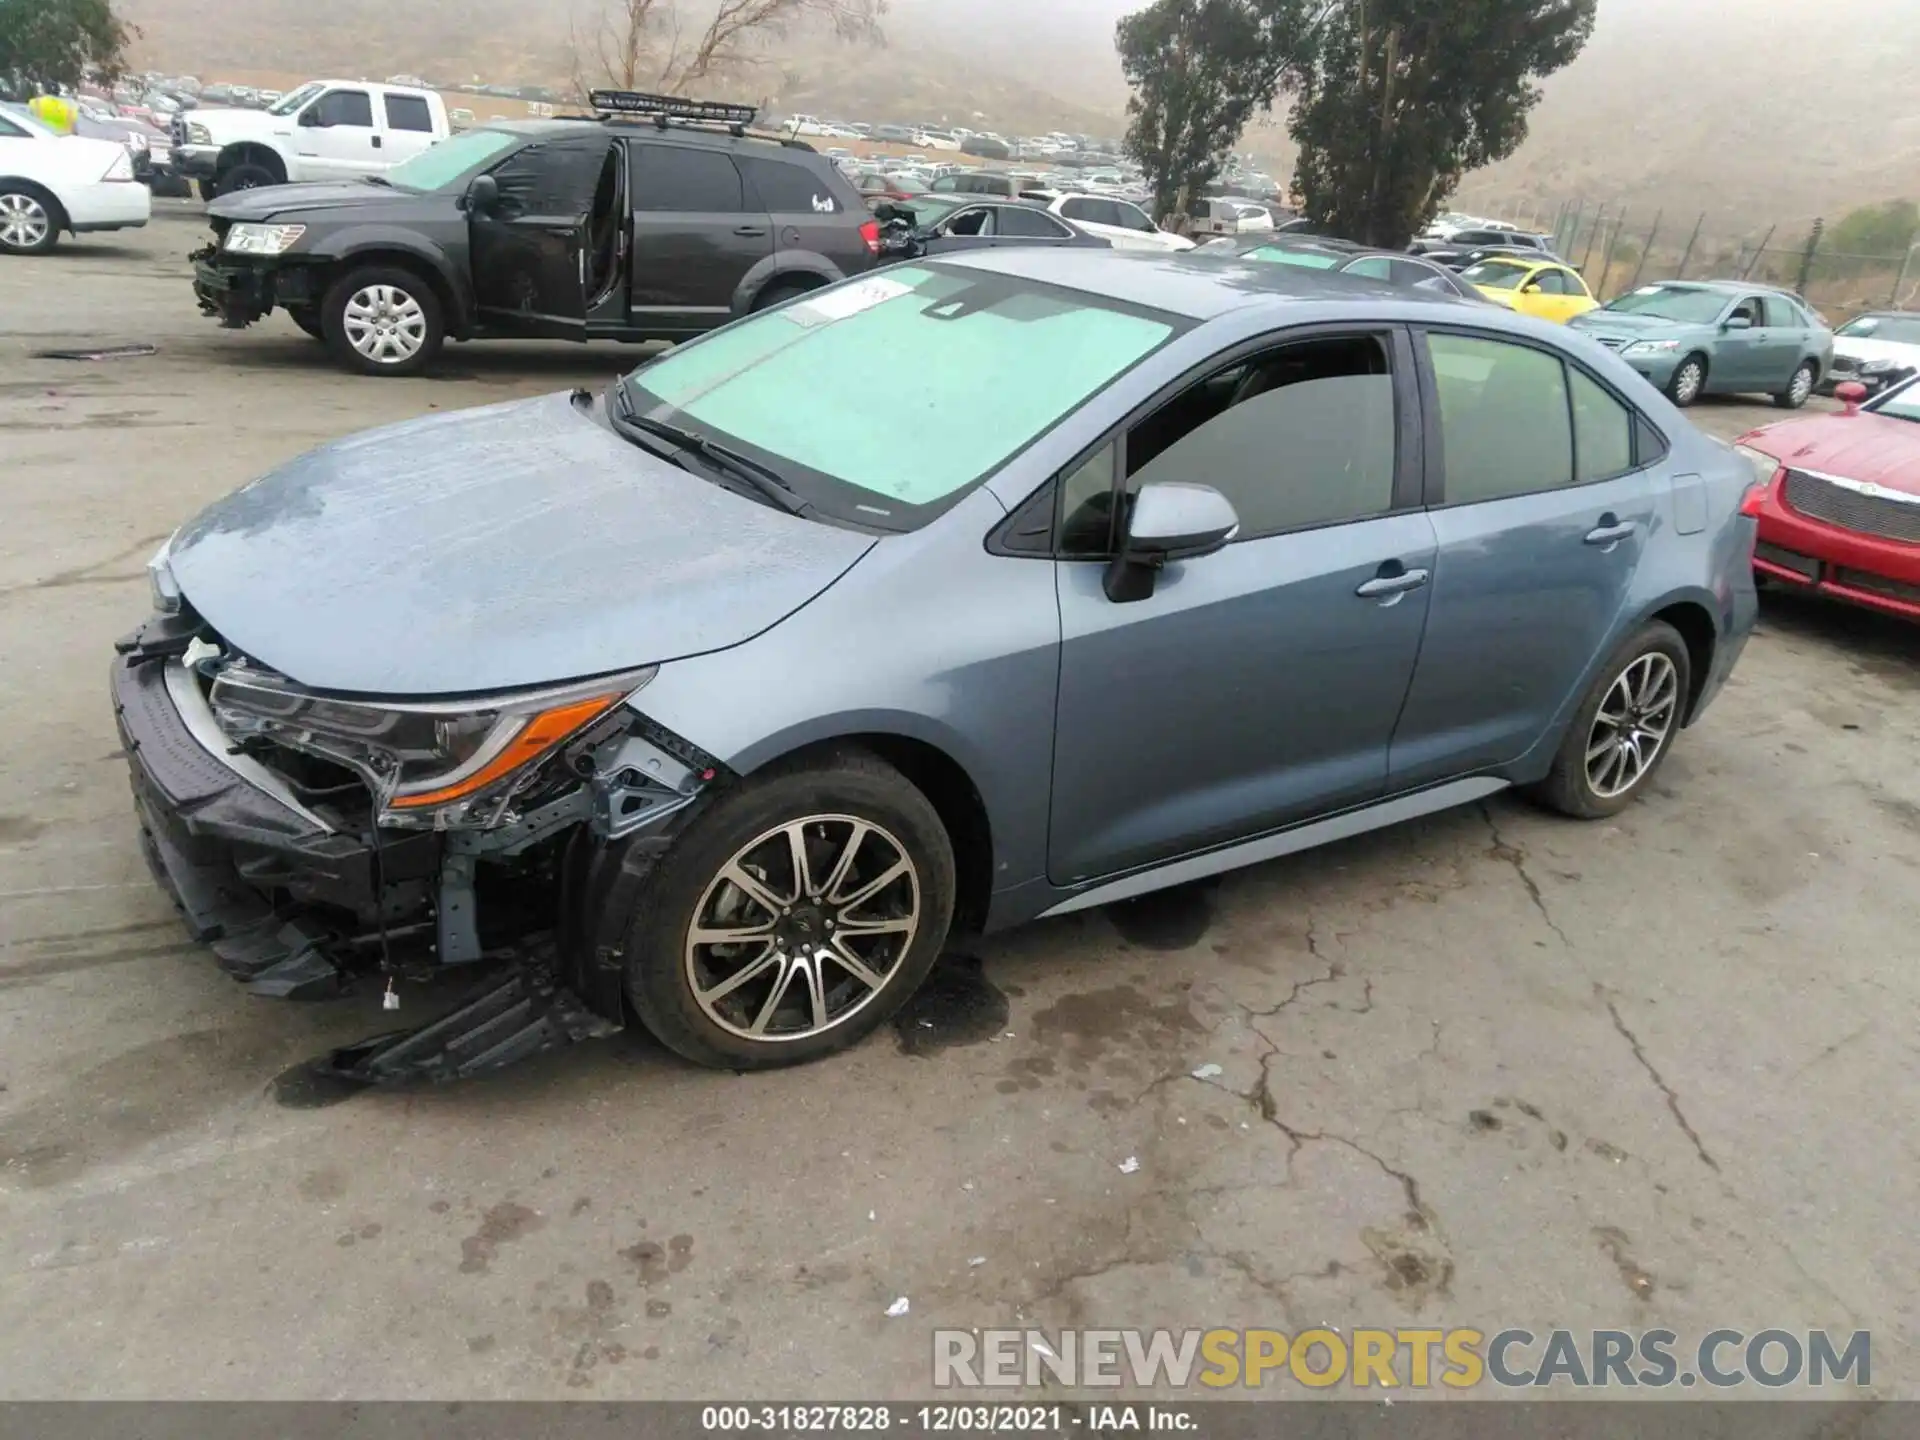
<box><xmin>573</xmin><ymin>0</ymin><xmax>885</xmax><ymax>101</ymax></box>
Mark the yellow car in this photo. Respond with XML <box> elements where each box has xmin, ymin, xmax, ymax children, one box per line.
<box><xmin>1459</xmin><ymin>257</ymin><xmax>1598</xmax><ymax>323</ymax></box>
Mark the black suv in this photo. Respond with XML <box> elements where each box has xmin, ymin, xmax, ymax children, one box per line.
<box><xmin>191</xmin><ymin>93</ymin><xmax>882</xmax><ymax>376</ymax></box>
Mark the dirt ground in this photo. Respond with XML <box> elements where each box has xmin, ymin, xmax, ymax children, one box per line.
<box><xmin>2</xmin><ymin>205</ymin><xmax>1917</xmax><ymax>1401</ymax></box>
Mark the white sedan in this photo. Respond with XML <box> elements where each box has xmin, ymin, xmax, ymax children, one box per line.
<box><xmin>1039</xmin><ymin>192</ymin><xmax>1194</xmax><ymax>253</ymax></box>
<box><xmin>0</xmin><ymin>105</ymin><xmax>151</xmax><ymax>255</ymax></box>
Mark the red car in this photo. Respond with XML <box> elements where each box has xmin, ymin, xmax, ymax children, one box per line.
<box><xmin>1735</xmin><ymin>379</ymin><xmax>1920</xmax><ymax>620</ymax></box>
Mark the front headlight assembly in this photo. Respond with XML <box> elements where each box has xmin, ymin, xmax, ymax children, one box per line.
<box><xmin>188</xmin><ymin>122</ymin><xmax>211</xmax><ymax>144</ymax></box>
<box><xmin>209</xmin><ymin>664</ymin><xmax>658</xmax><ymax>829</ymax></box>
<box><xmin>1622</xmin><ymin>339</ymin><xmax>1682</xmax><ymax>357</ymax></box>
<box><xmin>224</xmin><ymin>222</ymin><xmax>307</xmax><ymax>255</ymax></box>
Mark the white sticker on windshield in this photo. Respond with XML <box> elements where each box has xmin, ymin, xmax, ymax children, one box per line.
<box><xmin>787</xmin><ymin>274</ymin><xmax>913</xmax><ymax>327</ymax></box>
<box><xmin>1634</xmin><ymin>285</ymin><xmax>1664</xmax><ymax>295</ymax></box>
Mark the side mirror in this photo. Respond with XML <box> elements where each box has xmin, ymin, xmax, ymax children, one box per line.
<box><xmin>1522</xmin><ymin>280</ymin><xmax>1543</xmax><ymax>293</ymax></box>
<box><xmin>1724</xmin><ymin>315</ymin><xmax>1752</xmax><ymax>331</ymax></box>
<box><xmin>297</xmin><ymin>106</ymin><xmax>323</xmax><ymax>128</ymax></box>
<box><xmin>1104</xmin><ymin>482</ymin><xmax>1240</xmax><ymax>603</ymax></box>
<box><xmin>464</xmin><ymin>173</ymin><xmax>499</xmax><ymax>215</ymax></box>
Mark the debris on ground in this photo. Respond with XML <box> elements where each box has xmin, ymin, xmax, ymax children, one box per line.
<box><xmin>32</xmin><ymin>343</ymin><xmax>158</xmax><ymax>361</ymax></box>
<box><xmin>1118</xmin><ymin>1156</ymin><xmax>1141</xmax><ymax>1175</ymax></box>
<box><xmin>1191</xmin><ymin>1063</ymin><xmax>1224</xmax><ymax>1080</ymax></box>
<box><xmin>885</xmin><ymin>1297</ymin><xmax>910</xmax><ymax>1318</ymax></box>
<box><xmin>968</xmin><ymin>1256</ymin><xmax>987</xmax><ymax>1268</ymax></box>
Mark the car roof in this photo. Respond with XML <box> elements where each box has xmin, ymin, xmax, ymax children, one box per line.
<box><xmin>928</xmin><ymin>247</ymin><xmax>1474</xmax><ymax>321</ymax></box>
<box><xmin>478</xmin><ymin>117</ymin><xmax>824</xmax><ymax>157</ymax></box>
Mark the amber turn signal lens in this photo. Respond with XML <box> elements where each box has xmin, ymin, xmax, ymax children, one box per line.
<box><xmin>388</xmin><ymin>694</ymin><xmax>621</xmax><ymax>810</ymax></box>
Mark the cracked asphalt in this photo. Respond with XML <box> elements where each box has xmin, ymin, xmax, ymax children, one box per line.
<box><xmin>3</xmin><ymin>210</ymin><xmax>1919</xmax><ymax>1400</ymax></box>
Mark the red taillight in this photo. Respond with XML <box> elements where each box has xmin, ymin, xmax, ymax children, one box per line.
<box><xmin>859</xmin><ymin>218</ymin><xmax>881</xmax><ymax>255</ymax></box>
<box><xmin>1739</xmin><ymin>474</ymin><xmax>1777</xmax><ymax>518</ymax></box>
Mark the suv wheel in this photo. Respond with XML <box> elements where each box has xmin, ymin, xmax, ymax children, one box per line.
<box><xmin>0</xmin><ymin>186</ymin><xmax>60</xmax><ymax>255</ymax></box>
<box><xmin>218</xmin><ymin>162</ymin><xmax>280</xmax><ymax>193</ymax></box>
<box><xmin>752</xmin><ymin>277</ymin><xmax>820</xmax><ymax>312</ymax></box>
<box><xmin>1530</xmin><ymin>620</ymin><xmax>1691</xmax><ymax>819</ymax></box>
<box><xmin>320</xmin><ymin>266</ymin><xmax>445</xmax><ymax>377</ymax></box>
<box><xmin>621</xmin><ymin>752</ymin><xmax>956</xmax><ymax>1070</ymax></box>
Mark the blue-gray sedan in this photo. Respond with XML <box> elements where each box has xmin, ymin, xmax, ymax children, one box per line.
<box><xmin>117</xmin><ymin>249</ymin><xmax>1760</xmax><ymax>1076</ymax></box>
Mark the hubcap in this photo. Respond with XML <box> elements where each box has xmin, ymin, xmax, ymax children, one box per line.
<box><xmin>0</xmin><ymin>193</ymin><xmax>50</xmax><ymax>250</ymax></box>
<box><xmin>1585</xmin><ymin>652</ymin><xmax>1679</xmax><ymax>800</ymax></box>
<box><xmin>342</xmin><ymin>284</ymin><xmax>427</xmax><ymax>364</ymax></box>
<box><xmin>1790</xmin><ymin>366</ymin><xmax>1813</xmax><ymax>404</ymax></box>
<box><xmin>685</xmin><ymin>816</ymin><xmax>921</xmax><ymax>1043</ymax></box>
<box><xmin>1674</xmin><ymin>363</ymin><xmax>1702</xmax><ymax>403</ymax></box>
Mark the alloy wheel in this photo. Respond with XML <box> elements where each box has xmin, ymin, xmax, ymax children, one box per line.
<box><xmin>1789</xmin><ymin>365</ymin><xmax>1814</xmax><ymax>407</ymax></box>
<box><xmin>1585</xmin><ymin>652</ymin><xmax>1679</xmax><ymax>800</ymax></box>
<box><xmin>684</xmin><ymin>816</ymin><xmax>921</xmax><ymax>1043</ymax></box>
<box><xmin>0</xmin><ymin>193</ymin><xmax>50</xmax><ymax>251</ymax></box>
<box><xmin>342</xmin><ymin>284</ymin><xmax>428</xmax><ymax>365</ymax></box>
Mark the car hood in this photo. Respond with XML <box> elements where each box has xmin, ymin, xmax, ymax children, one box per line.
<box><xmin>1569</xmin><ymin>312</ymin><xmax>1702</xmax><ymax>340</ymax></box>
<box><xmin>211</xmin><ymin>180</ymin><xmax>411</xmax><ymax>221</ymax></box>
<box><xmin>167</xmin><ymin>392</ymin><xmax>877</xmax><ymax>696</ymax></box>
<box><xmin>1741</xmin><ymin>412</ymin><xmax>1920</xmax><ymax>495</ymax></box>
<box><xmin>1833</xmin><ymin>336</ymin><xmax>1920</xmax><ymax>366</ymax></box>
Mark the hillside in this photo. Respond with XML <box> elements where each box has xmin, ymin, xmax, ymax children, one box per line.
<box><xmin>117</xmin><ymin>0</ymin><xmax>1920</xmax><ymax>230</ymax></box>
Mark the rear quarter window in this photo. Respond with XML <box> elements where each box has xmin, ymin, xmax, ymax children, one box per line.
<box><xmin>739</xmin><ymin>155</ymin><xmax>843</xmax><ymax>215</ymax></box>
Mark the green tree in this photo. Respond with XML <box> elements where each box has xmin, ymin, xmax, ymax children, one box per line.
<box><xmin>1115</xmin><ymin>0</ymin><xmax>1281</xmax><ymax>222</ymax></box>
<box><xmin>1276</xmin><ymin>0</ymin><xmax>1596</xmax><ymax>247</ymax></box>
<box><xmin>1829</xmin><ymin>200</ymin><xmax>1919</xmax><ymax>258</ymax></box>
<box><xmin>0</xmin><ymin>0</ymin><xmax>134</xmax><ymax>97</ymax></box>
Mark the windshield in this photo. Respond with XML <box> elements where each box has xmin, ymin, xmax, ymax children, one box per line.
<box><xmin>1838</xmin><ymin>313</ymin><xmax>1920</xmax><ymax>345</ymax></box>
<box><xmin>623</xmin><ymin>264</ymin><xmax>1184</xmax><ymax>529</ymax></box>
<box><xmin>1603</xmin><ymin>285</ymin><xmax>1729</xmax><ymax>324</ymax></box>
<box><xmin>266</xmin><ymin>82</ymin><xmax>323</xmax><ymax>116</ymax></box>
<box><xmin>1871</xmin><ymin>377</ymin><xmax>1920</xmax><ymax>422</ymax></box>
<box><xmin>1459</xmin><ymin>260</ymin><xmax>1531</xmax><ymax>289</ymax></box>
<box><xmin>384</xmin><ymin>129</ymin><xmax>519</xmax><ymax>191</ymax></box>
<box><xmin>1243</xmin><ymin>245</ymin><xmax>1341</xmax><ymax>269</ymax></box>
<box><xmin>0</xmin><ymin>104</ymin><xmax>56</xmax><ymax>137</ymax></box>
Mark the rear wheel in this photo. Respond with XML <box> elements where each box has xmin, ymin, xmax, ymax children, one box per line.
<box><xmin>751</xmin><ymin>276</ymin><xmax>820</xmax><ymax>312</ymax></box>
<box><xmin>1665</xmin><ymin>354</ymin><xmax>1706</xmax><ymax>407</ymax></box>
<box><xmin>320</xmin><ymin>265</ymin><xmax>445</xmax><ymax>377</ymax></box>
<box><xmin>620</xmin><ymin>753</ymin><xmax>956</xmax><ymax>1070</ymax></box>
<box><xmin>0</xmin><ymin>186</ymin><xmax>60</xmax><ymax>255</ymax></box>
<box><xmin>1774</xmin><ymin>360</ymin><xmax>1816</xmax><ymax>410</ymax></box>
<box><xmin>1529</xmin><ymin>621</ymin><xmax>1691</xmax><ymax>820</ymax></box>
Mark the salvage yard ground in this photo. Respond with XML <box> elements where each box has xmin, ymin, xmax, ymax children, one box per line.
<box><xmin>2</xmin><ymin>203</ymin><xmax>1918</xmax><ymax>1400</ymax></box>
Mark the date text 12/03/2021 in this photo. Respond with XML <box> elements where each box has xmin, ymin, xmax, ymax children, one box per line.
<box><xmin>700</xmin><ymin>1404</ymin><xmax>1196</xmax><ymax>1432</ymax></box>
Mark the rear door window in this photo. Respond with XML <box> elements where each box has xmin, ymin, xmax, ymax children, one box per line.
<box><xmin>1426</xmin><ymin>333</ymin><xmax>1574</xmax><ymax>504</ymax></box>
<box><xmin>633</xmin><ymin>144</ymin><xmax>746</xmax><ymax>212</ymax></box>
<box><xmin>1569</xmin><ymin>368</ymin><xmax>1635</xmax><ymax>482</ymax></box>
<box><xmin>384</xmin><ymin>94</ymin><xmax>434</xmax><ymax>133</ymax></box>
<box><xmin>999</xmin><ymin>206</ymin><xmax>1071</xmax><ymax>238</ymax></box>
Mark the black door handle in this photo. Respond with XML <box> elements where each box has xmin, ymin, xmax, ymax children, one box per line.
<box><xmin>371</xmin><ymin>135</ymin><xmax>382</xmax><ymax>148</ymax></box>
<box><xmin>1584</xmin><ymin>514</ymin><xmax>1636</xmax><ymax>547</ymax></box>
<box><xmin>734</xmin><ymin>224</ymin><xmax>768</xmax><ymax>237</ymax></box>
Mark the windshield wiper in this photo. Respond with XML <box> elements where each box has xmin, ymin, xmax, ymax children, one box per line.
<box><xmin>606</xmin><ymin>382</ymin><xmax>808</xmax><ymax>515</ymax></box>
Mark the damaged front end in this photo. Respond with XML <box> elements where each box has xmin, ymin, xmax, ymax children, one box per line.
<box><xmin>113</xmin><ymin>589</ymin><xmax>723</xmax><ymax>1083</ymax></box>
<box><xmin>191</xmin><ymin>219</ymin><xmax>318</xmax><ymax>329</ymax></box>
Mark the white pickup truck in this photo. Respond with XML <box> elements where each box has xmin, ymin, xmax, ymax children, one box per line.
<box><xmin>170</xmin><ymin>80</ymin><xmax>450</xmax><ymax>198</ymax></box>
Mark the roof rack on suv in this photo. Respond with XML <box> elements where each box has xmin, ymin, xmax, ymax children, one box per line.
<box><xmin>584</xmin><ymin>88</ymin><xmax>817</xmax><ymax>149</ymax></box>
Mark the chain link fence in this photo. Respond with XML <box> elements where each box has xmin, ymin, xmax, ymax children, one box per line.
<box><xmin>1478</xmin><ymin>199</ymin><xmax>1920</xmax><ymax>322</ymax></box>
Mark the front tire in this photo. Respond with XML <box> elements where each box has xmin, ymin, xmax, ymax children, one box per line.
<box><xmin>1774</xmin><ymin>360</ymin><xmax>1816</xmax><ymax>410</ymax></box>
<box><xmin>0</xmin><ymin>185</ymin><xmax>61</xmax><ymax>255</ymax></box>
<box><xmin>217</xmin><ymin>162</ymin><xmax>280</xmax><ymax>194</ymax></box>
<box><xmin>1665</xmin><ymin>354</ymin><xmax>1707</xmax><ymax>407</ymax></box>
<box><xmin>1529</xmin><ymin>621</ymin><xmax>1691</xmax><ymax>820</ymax></box>
<box><xmin>622</xmin><ymin>752</ymin><xmax>956</xmax><ymax>1070</ymax></box>
<box><xmin>320</xmin><ymin>265</ymin><xmax>445</xmax><ymax>377</ymax></box>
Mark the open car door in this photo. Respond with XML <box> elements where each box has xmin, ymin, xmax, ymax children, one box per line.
<box><xmin>470</xmin><ymin>134</ymin><xmax>620</xmax><ymax>339</ymax></box>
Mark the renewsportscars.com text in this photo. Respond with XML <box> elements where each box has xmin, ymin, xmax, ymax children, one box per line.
<box><xmin>933</xmin><ymin>1327</ymin><xmax>1871</xmax><ymax>1390</ymax></box>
